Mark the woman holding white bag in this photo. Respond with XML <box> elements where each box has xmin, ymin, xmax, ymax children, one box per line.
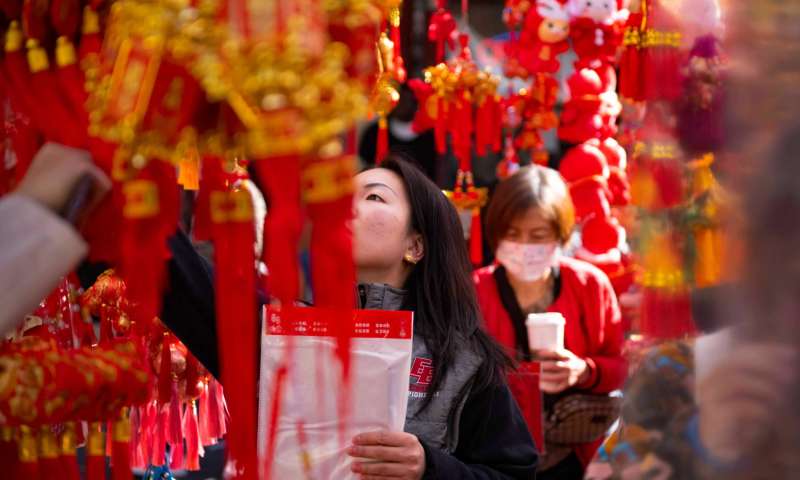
<box><xmin>160</xmin><ymin>154</ymin><xmax>538</xmax><ymax>479</ymax></box>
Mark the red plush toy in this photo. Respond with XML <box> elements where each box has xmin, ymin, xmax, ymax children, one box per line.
<box><xmin>595</xmin><ymin>137</ymin><xmax>630</xmax><ymax>206</ymax></box>
<box><xmin>514</xmin><ymin>0</ymin><xmax>571</xmax><ymax>76</ymax></box>
<box><xmin>558</xmin><ymin>141</ymin><xmax>610</xmax><ymax>221</ymax></box>
<box><xmin>557</xmin><ymin>68</ymin><xmax>605</xmax><ymax>144</ymax></box>
<box><xmin>581</xmin><ymin>214</ymin><xmax>621</xmax><ymax>254</ymax></box>
<box><xmin>567</xmin><ymin>0</ymin><xmax>628</xmax><ymax>68</ymax></box>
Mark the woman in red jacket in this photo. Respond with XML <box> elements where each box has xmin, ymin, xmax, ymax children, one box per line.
<box><xmin>473</xmin><ymin>165</ymin><xmax>626</xmax><ymax>479</ymax></box>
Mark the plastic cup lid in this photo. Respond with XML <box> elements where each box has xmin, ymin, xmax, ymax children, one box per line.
<box><xmin>525</xmin><ymin>312</ymin><xmax>566</xmax><ymax>326</ymax></box>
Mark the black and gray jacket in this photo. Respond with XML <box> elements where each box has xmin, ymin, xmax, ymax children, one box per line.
<box><xmin>356</xmin><ymin>283</ymin><xmax>539</xmax><ymax>479</ymax></box>
<box><xmin>84</xmin><ymin>231</ymin><xmax>538</xmax><ymax>479</ymax></box>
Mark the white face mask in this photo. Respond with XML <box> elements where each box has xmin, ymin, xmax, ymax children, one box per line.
<box><xmin>495</xmin><ymin>240</ymin><xmax>560</xmax><ymax>281</ymax></box>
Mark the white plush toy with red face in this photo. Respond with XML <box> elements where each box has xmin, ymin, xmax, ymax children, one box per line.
<box><xmin>568</xmin><ymin>0</ymin><xmax>628</xmax><ymax>68</ymax></box>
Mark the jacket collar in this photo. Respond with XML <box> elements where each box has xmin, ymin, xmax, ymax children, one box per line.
<box><xmin>356</xmin><ymin>283</ymin><xmax>407</xmax><ymax>311</ymax></box>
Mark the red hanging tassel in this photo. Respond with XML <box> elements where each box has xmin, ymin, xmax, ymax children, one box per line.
<box><xmin>57</xmin><ymin>423</ymin><xmax>80</xmax><ymax>480</ymax></box>
<box><xmin>120</xmin><ymin>161</ymin><xmax>178</xmax><ymax>337</ymax></box>
<box><xmin>183</xmin><ymin>401</ymin><xmax>202</xmax><ymax>471</ymax></box>
<box><xmin>198</xmin><ymin>384</ymin><xmax>214</xmax><ymax>446</ymax></box>
<box><xmin>434</xmin><ymin>97</ymin><xmax>448</xmax><ymax>154</ymax></box>
<box><xmin>169</xmin><ymin>382</ymin><xmax>183</xmax><ymax>444</ymax></box>
<box><xmin>303</xmin><ymin>154</ymin><xmax>356</xmax><ymax>451</ymax></box>
<box><xmin>141</xmin><ymin>403</ymin><xmax>156</xmax><ymax>466</ymax></box>
<box><xmin>25</xmin><ymin>38</ymin><xmax>87</xmax><ymax>147</ymax></box>
<box><xmin>150</xmin><ymin>407</ymin><xmax>166</xmax><ymax>467</ymax></box>
<box><xmin>79</xmin><ymin>6</ymin><xmax>102</xmax><ymax>62</ymax></box>
<box><xmin>39</xmin><ymin>427</ymin><xmax>62</xmax><ymax>480</ymax></box>
<box><xmin>16</xmin><ymin>426</ymin><xmax>40</xmax><ymax>479</ymax></box>
<box><xmin>129</xmin><ymin>407</ymin><xmax>145</xmax><ymax>470</ymax></box>
<box><xmin>303</xmin><ymin>155</ymin><xmax>356</xmax><ymax>377</ymax></box>
<box><xmin>470</xmin><ymin>207</ymin><xmax>483</xmax><ymax>267</ymax></box>
<box><xmin>112</xmin><ymin>410</ymin><xmax>132</xmax><ymax>480</ymax></box>
<box><xmin>3</xmin><ymin>22</ymin><xmax>65</xmax><ymax>143</ymax></box>
<box><xmin>184</xmin><ymin>354</ymin><xmax>202</xmax><ymax>399</ymax></box>
<box><xmin>86</xmin><ymin>422</ymin><xmax>105</xmax><ymax>480</ymax></box>
<box><xmin>376</xmin><ymin>115</ymin><xmax>389</xmax><ymax>164</ymax></box>
<box><xmin>168</xmin><ymin>384</ymin><xmax>184</xmax><ymax>470</ymax></box>
<box><xmin>475</xmin><ymin>100</ymin><xmax>488</xmax><ymax>157</ymax></box>
<box><xmin>215</xmin><ymin>381</ymin><xmax>228</xmax><ymax>438</ymax></box>
<box><xmin>105</xmin><ymin>420</ymin><xmax>113</xmax><ymax>459</ymax></box>
<box><xmin>205</xmin><ymin>382</ymin><xmax>222</xmax><ymax>441</ymax></box>
<box><xmin>55</xmin><ymin>36</ymin><xmax>89</xmax><ymax>127</ymax></box>
<box><xmin>0</xmin><ymin>427</ymin><xmax>18</xmax><ymax>478</ymax></box>
<box><xmin>208</xmin><ymin>172</ymin><xmax>257</xmax><ymax>479</ymax></box>
<box><xmin>158</xmin><ymin>333</ymin><xmax>173</xmax><ymax>404</ymax></box>
<box><xmin>253</xmin><ymin>156</ymin><xmax>303</xmax><ymax>305</ymax></box>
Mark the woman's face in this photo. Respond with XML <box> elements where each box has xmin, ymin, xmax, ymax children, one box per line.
<box><xmin>351</xmin><ymin>168</ymin><xmax>419</xmax><ymax>271</ymax></box>
<box><xmin>503</xmin><ymin>208</ymin><xmax>559</xmax><ymax>245</ymax></box>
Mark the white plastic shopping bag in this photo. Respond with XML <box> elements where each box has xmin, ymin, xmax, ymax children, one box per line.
<box><xmin>258</xmin><ymin>306</ymin><xmax>413</xmax><ymax>479</ymax></box>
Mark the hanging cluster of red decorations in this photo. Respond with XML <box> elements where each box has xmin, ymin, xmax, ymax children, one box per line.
<box><xmin>2</xmin><ymin>0</ymin><xmax>404</xmax><ymax>478</ymax></box>
<box><xmin>503</xmin><ymin>0</ymin><xmax>570</xmax><ymax>165</ymax></box>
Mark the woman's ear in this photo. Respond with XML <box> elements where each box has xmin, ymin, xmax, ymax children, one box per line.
<box><xmin>404</xmin><ymin>233</ymin><xmax>424</xmax><ymax>265</ymax></box>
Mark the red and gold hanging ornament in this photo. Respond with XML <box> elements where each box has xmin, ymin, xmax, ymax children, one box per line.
<box><xmin>619</xmin><ymin>0</ymin><xmax>647</xmax><ymax>102</ymax></box>
<box><xmin>370</xmin><ymin>30</ymin><xmax>403</xmax><ymax>164</ymax></box>
<box><xmin>444</xmin><ymin>170</ymin><xmax>489</xmax><ymax>267</ymax></box>
<box><xmin>507</xmin><ymin>73</ymin><xmax>559</xmax><ymax>165</ymax></box>
<box><xmin>420</xmin><ymin>33</ymin><xmax>503</xmax><ymax>163</ymax></box>
<box><xmin>640</xmin><ymin>0</ymin><xmax>683</xmax><ymax>102</ymax></box>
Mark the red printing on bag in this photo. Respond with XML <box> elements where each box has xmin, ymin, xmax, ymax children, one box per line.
<box><xmin>265</xmin><ymin>306</ymin><xmax>413</xmax><ymax>340</ymax></box>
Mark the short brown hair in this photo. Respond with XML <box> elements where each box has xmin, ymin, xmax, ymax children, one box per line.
<box><xmin>486</xmin><ymin>165</ymin><xmax>575</xmax><ymax>251</ymax></box>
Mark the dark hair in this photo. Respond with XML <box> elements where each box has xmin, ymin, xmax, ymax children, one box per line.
<box><xmin>377</xmin><ymin>155</ymin><xmax>512</xmax><ymax>408</ymax></box>
<box><xmin>486</xmin><ymin>165</ymin><xmax>575</xmax><ymax>251</ymax></box>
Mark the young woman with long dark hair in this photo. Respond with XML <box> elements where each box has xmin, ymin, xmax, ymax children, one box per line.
<box><xmin>159</xmin><ymin>155</ymin><xmax>538</xmax><ymax>479</ymax></box>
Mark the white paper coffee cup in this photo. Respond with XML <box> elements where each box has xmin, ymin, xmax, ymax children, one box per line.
<box><xmin>526</xmin><ymin>312</ymin><xmax>565</xmax><ymax>352</ymax></box>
